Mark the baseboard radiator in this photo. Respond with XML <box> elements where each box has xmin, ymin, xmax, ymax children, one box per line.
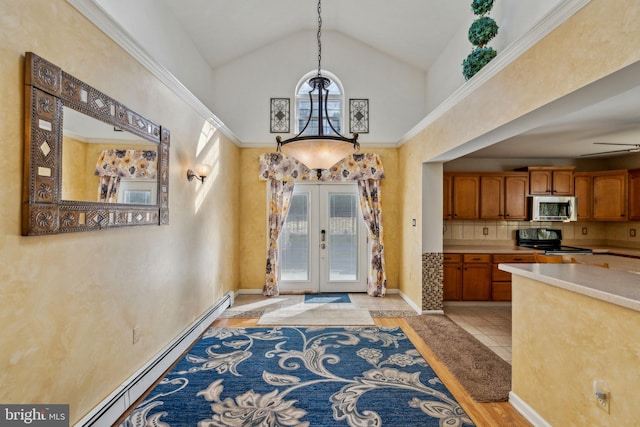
<box><xmin>75</xmin><ymin>291</ymin><xmax>234</xmax><ymax>427</ymax></box>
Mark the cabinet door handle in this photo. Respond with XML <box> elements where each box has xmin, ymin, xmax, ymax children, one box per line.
<box><xmin>514</xmin><ymin>258</ymin><xmax>523</xmax><ymax>261</ymax></box>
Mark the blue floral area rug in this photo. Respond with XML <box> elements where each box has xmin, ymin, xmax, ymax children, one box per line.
<box><xmin>121</xmin><ymin>327</ymin><xmax>475</xmax><ymax>426</ymax></box>
<box><xmin>304</xmin><ymin>293</ymin><xmax>351</xmax><ymax>304</ymax></box>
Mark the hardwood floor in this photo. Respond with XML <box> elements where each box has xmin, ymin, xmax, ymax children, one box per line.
<box><xmin>213</xmin><ymin>316</ymin><xmax>532</xmax><ymax>427</ymax></box>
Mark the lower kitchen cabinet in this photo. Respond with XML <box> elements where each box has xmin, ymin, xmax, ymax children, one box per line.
<box><xmin>444</xmin><ymin>254</ymin><xmax>491</xmax><ymax>301</ymax></box>
<box><xmin>462</xmin><ymin>254</ymin><xmax>492</xmax><ymax>300</ymax></box>
<box><xmin>443</xmin><ymin>252</ymin><xmax>535</xmax><ymax>301</ymax></box>
<box><xmin>443</xmin><ymin>254</ymin><xmax>462</xmax><ymax>300</ymax></box>
<box><xmin>491</xmin><ymin>253</ymin><xmax>535</xmax><ymax>300</ymax></box>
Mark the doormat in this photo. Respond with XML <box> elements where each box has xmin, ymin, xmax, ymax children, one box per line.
<box><xmin>304</xmin><ymin>293</ymin><xmax>351</xmax><ymax>304</ymax></box>
<box><xmin>120</xmin><ymin>327</ymin><xmax>474</xmax><ymax>426</ymax></box>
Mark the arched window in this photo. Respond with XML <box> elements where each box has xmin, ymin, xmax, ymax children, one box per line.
<box><xmin>295</xmin><ymin>70</ymin><xmax>344</xmax><ymax>136</ymax></box>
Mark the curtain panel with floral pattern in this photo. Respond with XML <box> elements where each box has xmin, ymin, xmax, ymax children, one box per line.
<box><xmin>94</xmin><ymin>149</ymin><xmax>158</xmax><ymax>202</ymax></box>
<box><xmin>259</xmin><ymin>153</ymin><xmax>387</xmax><ymax>297</ymax></box>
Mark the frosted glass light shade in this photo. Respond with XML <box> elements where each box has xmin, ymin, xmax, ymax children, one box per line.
<box><xmin>280</xmin><ymin>139</ymin><xmax>357</xmax><ymax>170</ymax></box>
<box><xmin>194</xmin><ymin>163</ymin><xmax>212</xmax><ymax>178</ymax></box>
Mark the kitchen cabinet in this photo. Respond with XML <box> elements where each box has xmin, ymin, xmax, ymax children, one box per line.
<box><xmin>462</xmin><ymin>254</ymin><xmax>491</xmax><ymax>301</ymax></box>
<box><xmin>445</xmin><ymin>172</ymin><xmax>528</xmax><ymax>220</ymax></box>
<box><xmin>451</xmin><ymin>174</ymin><xmax>479</xmax><ymax>219</ymax></box>
<box><xmin>491</xmin><ymin>254</ymin><xmax>536</xmax><ymax>301</ymax></box>
<box><xmin>574</xmin><ymin>173</ymin><xmax>592</xmax><ymax>220</ymax></box>
<box><xmin>520</xmin><ymin>166</ymin><xmax>575</xmax><ymax>195</ymax></box>
<box><xmin>444</xmin><ymin>253</ymin><xmax>491</xmax><ymax>301</ymax></box>
<box><xmin>629</xmin><ymin>169</ymin><xmax>640</xmax><ymax>221</ymax></box>
<box><xmin>592</xmin><ymin>170</ymin><xmax>628</xmax><ymax>221</ymax></box>
<box><xmin>443</xmin><ymin>174</ymin><xmax>452</xmax><ymax>220</ymax></box>
<box><xmin>444</xmin><ymin>252</ymin><xmax>535</xmax><ymax>301</ymax></box>
<box><xmin>479</xmin><ymin>173</ymin><xmax>528</xmax><ymax>220</ymax></box>
<box><xmin>504</xmin><ymin>174</ymin><xmax>529</xmax><ymax>220</ymax></box>
<box><xmin>443</xmin><ymin>254</ymin><xmax>462</xmax><ymax>300</ymax></box>
<box><xmin>479</xmin><ymin>175</ymin><xmax>503</xmax><ymax>219</ymax></box>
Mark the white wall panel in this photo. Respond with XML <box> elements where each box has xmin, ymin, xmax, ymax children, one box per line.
<box><xmin>211</xmin><ymin>31</ymin><xmax>428</xmax><ymax>145</ymax></box>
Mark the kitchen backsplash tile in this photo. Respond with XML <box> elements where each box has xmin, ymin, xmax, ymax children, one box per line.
<box><xmin>444</xmin><ymin>220</ymin><xmax>640</xmax><ymax>248</ymax></box>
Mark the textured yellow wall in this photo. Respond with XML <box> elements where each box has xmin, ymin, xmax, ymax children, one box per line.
<box><xmin>239</xmin><ymin>148</ymin><xmax>399</xmax><ymax>292</ymax></box>
<box><xmin>0</xmin><ymin>0</ymin><xmax>239</xmax><ymax>423</ymax></box>
<box><xmin>61</xmin><ymin>136</ymin><xmax>90</xmax><ymax>200</ymax></box>
<box><xmin>399</xmin><ymin>0</ymin><xmax>640</xmax><ymax>307</ymax></box>
<box><xmin>512</xmin><ymin>275</ymin><xmax>640</xmax><ymax>425</ymax></box>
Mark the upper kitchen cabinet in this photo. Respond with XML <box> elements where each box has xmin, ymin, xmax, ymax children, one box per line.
<box><xmin>449</xmin><ymin>174</ymin><xmax>480</xmax><ymax>219</ymax></box>
<box><xmin>574</xmin><ymin>172</ymin><xmax>592</xmax><ymax>220</ymax></box>
<box><xmin>504</xmin><ymin>173</ymin><xmax>529</xmax><ymax>220</ymax></box>
<box><xmin>443</xmin><ymin>174</ymin><xmax>453</xmax><ymax>220</ymax></box>
<box><xmin>479</xmin><ymin>173</ymin><xmax>528</xmax><ymax>220</ymax></box>
<box><xmin>479</xmin><ymin>174</ymin><xmax>503</xmax><ymax>219</ymax></box>
<box><xmin>519</xmin><ymin>166</ymin><xmax>575</xmax><ymax>195</ymax></box>
<box><xmin>629</xmin><ymin>168</ymin><xmax>640</xmax><ymax>221</ymax></box>
<box><xmin>592</xmin><ymin>170</ymin><xmax>628</xmax><ymax>221</ymax></box>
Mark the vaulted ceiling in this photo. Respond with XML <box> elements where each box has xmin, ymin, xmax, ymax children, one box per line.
<box><xmin>90</xmin><ymin>0</ymin><xmax>640</xmax><ymax>160</ymax></box>
<box><xmin>161</xmin><ymin>0</ymin><xmax>471</xmax><ymax>72</ymax></box>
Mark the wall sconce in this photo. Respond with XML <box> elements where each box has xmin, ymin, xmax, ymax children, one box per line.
<box><xmin>187</xmin><ymin>163</ymin><xmax>212</xmax><ymax>183</ymax></box>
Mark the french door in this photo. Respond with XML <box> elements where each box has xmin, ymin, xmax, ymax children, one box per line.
<box><xmin>278</xmin><ymin>183</ymin><xmax>368</xmax><ymax>293</ymax></box>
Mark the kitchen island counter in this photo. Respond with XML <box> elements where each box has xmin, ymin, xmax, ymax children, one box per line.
<box><xmin>499</xmin><ymin>263</ymin><xmax>640</xmax><ymax>312</ymax></box>
<box><xmin>504</xmin><ymin>262</ymin><xmax>640</xmax><ymax>426</ymax></box>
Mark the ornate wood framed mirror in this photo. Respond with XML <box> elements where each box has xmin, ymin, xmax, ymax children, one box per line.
<box><xmin>23</xmin><ymin>52</ymin><xmax>170</xmax><ymax>235</ymax></box>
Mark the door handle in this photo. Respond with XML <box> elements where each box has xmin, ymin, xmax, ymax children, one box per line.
<box><xmin>320</xmin><ymin>229</ymin><xmax>326</xmax><ymax>249</ymax></box>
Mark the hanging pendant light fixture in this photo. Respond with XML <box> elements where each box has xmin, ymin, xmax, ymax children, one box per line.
<box><xmin>276</xmin><ymin>0</ymin><xmax>359</xmax><ymax>173</ymax></box>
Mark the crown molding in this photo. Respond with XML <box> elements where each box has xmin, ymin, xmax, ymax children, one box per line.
<box><xmin>399</xmin><ymin>0</ymin><xmax>591</xmax><ymax>146</ymax></box>
<box><xmin>65</xmin><ymin>0</ymin><xmax>241</xmax><ymax>146</ymax></box>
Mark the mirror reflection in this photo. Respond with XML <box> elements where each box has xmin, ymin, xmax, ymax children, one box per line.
<box><xmin>62</xmin><ymin>106</ymin><xmax>158</xmax><ymax>204</ymax></box>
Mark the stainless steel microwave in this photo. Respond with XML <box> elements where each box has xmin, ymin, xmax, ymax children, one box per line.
<box><xmin>529</xmin><ymin>196</ymin><xmax>577</xmax><ymax>222</ymax></box>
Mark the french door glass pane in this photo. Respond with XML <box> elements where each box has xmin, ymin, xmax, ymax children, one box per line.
<box><xmin>280</xmin><ymin>194</ymin><xmax>309</xmax><ymax>281</ymax></box>
<box><xmin>328</xmin><ymin>193</ymin><xmax>358</xmax><ymax>280</ymax></box>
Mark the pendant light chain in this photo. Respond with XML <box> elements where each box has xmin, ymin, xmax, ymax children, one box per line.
<box><xmin>274</xmin><ymin>0</ymin><xmax>359</xmax><ymax>172</ymax></box>
<box><xmin>317</xmin><ymin>0</ymin><xmax>322</xmax><ymax>77</ymax></box>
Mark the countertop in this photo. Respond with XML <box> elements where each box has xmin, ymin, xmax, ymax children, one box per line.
<box><xmin>444</xmin><ymin>244</ymin><xmax>536</xmax><ymax>254</ymax></box>
<box><xmin>444</xmin><ymin>244</ymin><xmax>640</xmax><ymax>272</ymax></box>
<box><xmin>444</xmin><ymin>244</ymin><xmax>640</xmax><ymax>257</ymax></box>
<box><xmin>499</xmin><ymin>263</ymin><xmax>640</xmax><ymax>312</ymax></box>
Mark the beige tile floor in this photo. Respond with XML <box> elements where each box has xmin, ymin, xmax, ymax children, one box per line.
<box><xmin>226</xmin><ymin>293</ymin><xmax>417</xmax><ymax>318</ymax></box>
<box><xmin>444</xmin><ymin>303</ymin><xmax>513</xmax><ymax>364</ymax></box>
<box><xmin>224</xmin><ymin>294</ymin><xmax>512</xmax><ymax>363</ymax></box>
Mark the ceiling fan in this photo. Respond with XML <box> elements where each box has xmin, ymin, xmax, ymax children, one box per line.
<box><xmin>581</xmin><ymin>142</ymin><xmax>640</xmax><ymax>157</ymax></box>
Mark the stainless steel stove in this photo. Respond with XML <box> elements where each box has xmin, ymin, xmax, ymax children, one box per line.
<box><xmin>516</xmin><ymin>228</ymin><xmax>593</xmax><ymax>255</ymax></box>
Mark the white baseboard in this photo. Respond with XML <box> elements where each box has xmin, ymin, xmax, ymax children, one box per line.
<box><xmin>509</xmin><ymin>391</ymin><xmax>551</xmax><ymax>427</ymax></box>
<box><xmin>74</xmin><ymin>292</ymin><xmax>234</xmax><ymax>427</ymax></box>
<box><xmin>396</xmin><ymin>290</ymin><xmax>422</xmax><ymax>314</ymax></box>
<box><xmin>237</xmin><ymin>288</ymin><xmax>263</xmax><ymax>295</ymax></box>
